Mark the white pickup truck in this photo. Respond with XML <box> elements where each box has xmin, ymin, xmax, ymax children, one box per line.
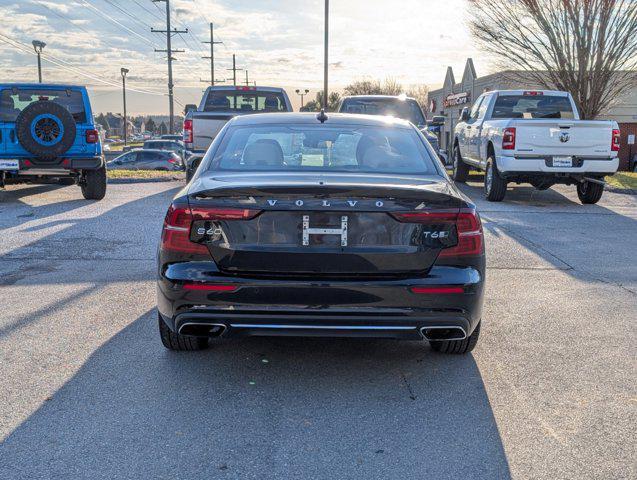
<box><xmin>452</xmin><ymin>90</ymin><xmax>620</xmax><ymax>203</ymax></box>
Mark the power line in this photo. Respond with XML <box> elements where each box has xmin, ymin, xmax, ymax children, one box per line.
<box><xmin>100</xmin><ymin>0</ymin><xmax>157</xmax><ymax>33</ymax></box>
<box><xmin>0</xmin><ymin>34</ymin><xmax>165</xmax><ymax>96</ymax></box>
<box><xmin>77</xmin><ymin>0</ymin><xmax>160</xmax><ymax>49</ymax></box>
<box><xmin>33</xmin><ymin>0</ymin><xmax>94</xmax><ymax>36</ymax></box>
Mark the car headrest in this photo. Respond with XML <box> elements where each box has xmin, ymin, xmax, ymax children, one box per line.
<box><xmin>243</xmin><ymin>139</ymin><xmax>284</xmax><ymax>167</ymax></box>
<box><xmin>356</xmin><ymin>135</ymin><xmax>385</xmax><ymax>163</ymax></box>
<box><xmin>361</xmin><ymin>145</ymin><xmax>397</xmax><ymax>170</ymax></box>
<box><xmin>211</xmin><ymin>96</ymin><xmax>230</xmax><ymax>108</ymax></box>
<box><xmin>1</xmin><ymin>95</ymin><xmax>15</xmax><ymax>109</ymax></box>
<box><xmin>264</xmin><ymin>97</ymin><xmax>279</xmax><ymax>111</ymax></box>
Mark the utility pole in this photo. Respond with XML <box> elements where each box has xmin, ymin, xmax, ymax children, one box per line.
<box><xmin>244</xmin><ymin>70</ymin><xmax>250</xmax><ymax>87</ymax></box>
<box><xmin>323</xmin><ymin>0</ymin><xmax>329</xmax><ymax>110</ymax></box>
<box><xmin>151</xmin><ymin>0</ymin><xmax>187</xmax><ymax>134</ymax></box>
<box><xmin>121</xmin><ymin>68</ymin><xmax>129</xmax><ymax>146</ymax></box>
<box><xmin>32</xmin><ymin>40</ymin><xmax>46</xmax><ymax>83</ymax></box>
<box><xmin>295</xmin><ymin>89</ymin><xmax>310</xmax><ymax>110</ymax></box>
<box><xmin>201</xmin><ymin>22</ymin><xmax>223</xmax><ymax>86</ymax></box>
<box><xmin>227</xmin><ymin>54</ymin><xmax>243</xmax><ymax>87</ymax></box>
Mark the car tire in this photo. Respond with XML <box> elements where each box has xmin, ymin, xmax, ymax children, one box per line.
<box><xmin>158</xmin><ymin>313</ymin><xmax>209</xmax><ymax>351</ymax></box>
<box><xmin>430</xmin><ymin>321</ymin><xmax>480</xmax><ymax>354</ymax></box>
<box><xmin>484</xmin><ymin>158</ymin><xmax>507</xmax><ymax>202</ymax></box>
<box><xmin>451</xmin><ymin>146</ymin><xmax>469</xmax><ymax>183</ymax></box>
<box><xmin>577</xmin><ymin>180</ymin><xmax>604</xmax><ymax>204</ymax></box>
<box><xmin>186</xmin><ymin>167</ymin><xmax>194</xmax><ymax>183</ymax></box>
<box><xmin>81</xmin><ymin>166</ymin><xmax>107</xmax><ymax>200</ymax></box>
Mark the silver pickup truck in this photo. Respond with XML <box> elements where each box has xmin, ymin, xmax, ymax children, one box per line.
<box><xmin>183</xmin><ymin>85</ymin><xmax>292</xmax><ymax>153</ymax></box>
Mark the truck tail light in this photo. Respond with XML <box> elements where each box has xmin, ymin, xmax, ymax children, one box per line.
<box><xmin>183</xmin><ymin>119</ymin><xmax>193</xmax><ymax>144</ymax></box>
<box><xmin>502</xmin><ymin>127</ymin><xmax>516</xmax><ymax>150</ymax></box>
<box><xmin>611</xmin><ymin>129</ymin><xmax>621</xmax><ymax>152</ymax></box>
<box><xmin>86</xmin><ymin>129</ymin><xmax>99</xmax><ymax>143</ymax></box>
<box><xmin>390</xmin><ymin>208</ymin><xmax>483</xmax><ymax>257</ymax></box>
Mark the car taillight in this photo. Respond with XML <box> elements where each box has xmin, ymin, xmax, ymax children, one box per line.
<box><xmin>168</xmin><ymin>155</ymin><xmax>178</xmax><ymax>164</ymax></box>
<box><xmin>611</xmin><ymin>129</ymin><xmax>621</xmax><ymax>152</ymax></box>
<box><xmin>183</xmin><ymin>119</ymin><xmax>193</xmax><ymax>143</ymax></box>
<box><xmin>502</xmin><ymin>127</ymin><xmax>516</xmax><ymax>150</ymax></box>
<box><xmin>391</xmin><ymin>208</ymin><xmax>483</xmax><ymax>257</ymax></box>
<box><xmin>86</xmin><ymin>129</ymin><xmax>99</xmax><ymax>143</ymax></box>
<box><xmin>190</xmin><ymin>208</ymin><xmax>262</xmax><ymax>221</ymax></box>
<box><xmin>160</xmin><ymin>202</ymin><xmax>209</xmax><ymax>255</ymax></box>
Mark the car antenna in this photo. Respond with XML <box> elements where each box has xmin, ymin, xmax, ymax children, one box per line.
<box><xmin>316</xmin><ymin>109</ymin><xmax>328</xmax><ymax>124</ymax></box>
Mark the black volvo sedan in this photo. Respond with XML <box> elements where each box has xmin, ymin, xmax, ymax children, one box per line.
<box><xmin>157</xmin><ymin>112</ymin><xmax>485</xmax><ymax>354</ymax></box>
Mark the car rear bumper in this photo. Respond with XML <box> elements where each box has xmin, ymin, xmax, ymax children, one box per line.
<box><xmin>496</xmin><ymin>155</ymin><xmax>619</xmax><ymax>174</ymax></box>
<box><xmin>1</xmin><ymin>156</ymin><xmax>104</xmax><ymax>175</ymax></box>
<box><xmin>157</xmin><ymin>262</ymin><xmax>485</xmax><ymax>340</ymax></box>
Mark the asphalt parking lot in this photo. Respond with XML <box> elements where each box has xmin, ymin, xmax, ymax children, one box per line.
<box><xmin>0</xmin><ymin>179</ymin><xmax>635</xmax><ymax>480</ymax></box>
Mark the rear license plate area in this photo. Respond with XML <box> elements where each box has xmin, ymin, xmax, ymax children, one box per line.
<box><xmin>0</xmin><ymin>159</ymin><xmax>19</xmax><ymax>171</ymax></box>
<box><xmin>551</xmin><ymin>156</ymin><xmax>573</xmax><ymax>167</ymax></box>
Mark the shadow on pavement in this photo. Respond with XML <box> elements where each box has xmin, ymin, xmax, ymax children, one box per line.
<box><xmin>0</xmin><ymin>309</ymin><xmax>511</xmax><ymax>479</ymax></box>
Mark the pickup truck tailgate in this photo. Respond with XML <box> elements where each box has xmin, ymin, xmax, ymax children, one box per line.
<box><xmin>513</xmin><ymin>120</ymin><xmax>614</xmax><ymax>156</ymax></box>
<box><xmin>192</xmin><ymin>113</ymin><xmax>235</xmax><ymax>151</ymax></box>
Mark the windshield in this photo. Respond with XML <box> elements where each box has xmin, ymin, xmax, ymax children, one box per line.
<box><xmin>339</xmin><ymin>98</ymin><xmax>425</xmax><ymax>126</ymax></box>
<box><xmin>203</xmin><ymin>91</ymin><xmax>287</xmax><ymax>113</ymax></box>
<box><xmin>0</xmin><ymin>88</ymin><xmax>86</xmax><ymax>123</ymax></box>
<box><xmin>492</xmin><ymin>95</ymin><xmax>575</xmax><ymax>119</ymax></box>
<box><xmin>206</xmin><ymin>124</ymin><xmax>438</xmax><ymax>175</ymax></box>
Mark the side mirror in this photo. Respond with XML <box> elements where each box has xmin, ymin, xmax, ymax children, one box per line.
<box><xmin>460</xmin><ymin>108</ymin><xmax>470</xmax><ymax>122</ymax></box>
<box><xmin>429</xmin><ymin>115</ymin><xmax>446</xmax><ymax>126</ymax></box>
<box><xmin>184</xmin><ymin>104</ymin><xmax>197</xmax><ymax>114</ymax></box>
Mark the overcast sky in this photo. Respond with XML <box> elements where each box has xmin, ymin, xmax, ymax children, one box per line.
<box><xmin>0</xmin><ymin>0</ymin><xmax>493</xmax><ymax>114</ymax></box>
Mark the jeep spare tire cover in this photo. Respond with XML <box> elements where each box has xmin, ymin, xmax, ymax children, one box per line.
<box><xmin>15</xmin><ymin>100</ymin><xmax>76</xmax><ymax>160</ymax></box>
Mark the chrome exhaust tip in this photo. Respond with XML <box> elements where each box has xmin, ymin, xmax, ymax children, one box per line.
<box><xmin>178</xmin><ymin>322</ymin><xmax>226</xmax><ymax>338</ymax></box>
<box><xmin>420</xmin><ymin>326</ymin><xmax>467</xmax><ymax>342</ymax></box>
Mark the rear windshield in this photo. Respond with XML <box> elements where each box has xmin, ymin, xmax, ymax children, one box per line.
<box><xmin>0</xmin><ymin>88</ymin><xmax>86</xmax><ymax>123</ymax></box>
<box><xmin>203</xmin><ymin>91</ymin><xmax>288</xmax><ymax>113</ymax></box>
<box><xmin>207</xmin><ymin>124</ymin><xmax>438</xmax><ymax>175</ymax></box>
<box><xmin>492</xmin><ymin>95</ymin><xmax>574</xmax><ymax>119</ymax></box>
<box><xmin>339</xmin><ymin>98</ymin><xmax>426</xmax><ymax>126</ymax></box>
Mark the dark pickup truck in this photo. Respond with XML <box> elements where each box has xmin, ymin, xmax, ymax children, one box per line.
<box><xmin>0</xmin><ymin>83</ymin><xmax>106</xmax><ymax>200</ymax></box>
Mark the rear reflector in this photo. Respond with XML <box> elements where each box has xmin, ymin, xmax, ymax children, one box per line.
<box><xmin>410</xmin><ymin>287</ymin><xmax>464</xmax><ymax>294</ymax></box>
<box><xmin>183</xmin><ymin>283</ymin><xmax>238</xmax><ymax>292</ymax></box>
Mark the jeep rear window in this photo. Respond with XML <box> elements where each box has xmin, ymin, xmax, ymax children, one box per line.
<box><xmin>203</xmin><ymin>91</ymin><xmax>287</xmax><ymax>113</ymax></box>
<box><xmin>0</xmin><ymin>89</ymin><xmax>87</xmax><ymax>123</ymax></box>
<box><xmin>491</xmin><ymin>95</ymin><xmax>574</xmax><ymax>119</ymax></box>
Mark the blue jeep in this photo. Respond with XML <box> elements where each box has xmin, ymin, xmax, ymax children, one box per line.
<box><xmin>0</xmin><ymin>83</ymin><xmax>107</xmax><ymax>200</ymax></box>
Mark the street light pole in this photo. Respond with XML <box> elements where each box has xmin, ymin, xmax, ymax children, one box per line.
<box><xmin>323</xmin><ymin>0</ymin><xmax>329</xmax><ymax>110</ymax></box>
<box><xmin>121</xmin><ymin>68</ymin><xmax>129</xmax><ymax>146</ymax></box>
<box><xmin>295</xmin><ymin>89</ymin><xmax>310</xmax><ymax>110</ymax></box>
<box><xmin>32</xmin><ymin>40</ymin><xmax>46</xmax><ymax>83</ymax></box>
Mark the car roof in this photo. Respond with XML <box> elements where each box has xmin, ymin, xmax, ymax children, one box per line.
<box><xmin>228</xmin><ymin>112</ymin><xmax>414</xmax><ymax>128</ymax></box>
<box><xmin>341</xmin><ymin>95</ymin><xmax>418</xmax><ymax>101</ymax></box>
<box><xmin>205</xmin><ymin>86</ymin><xmax>286</xmax><ymax>93</ymax></box>
<box><xmin>0</xmin><ymin>83</ymin><xmax>87</xmax><ymax>90</ymax></box>
<box><xmin>145</xmin><ymin>139</ymin><xmax>180</xmax><ymax>142</ymax></box>
<box><xmin>126</xmin><ymin>148</ymin><xmax>172</xmax><ymax>153</ymax></box>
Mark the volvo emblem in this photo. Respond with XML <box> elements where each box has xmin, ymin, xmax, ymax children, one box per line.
<box><xmin>559</xmin><ymin>132</ymin><xmax>570</xmax><ymax>143</ymax></box>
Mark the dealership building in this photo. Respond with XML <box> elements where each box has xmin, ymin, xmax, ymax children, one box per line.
<box><xmin>427</xmin><ymin>58</ymin><xmax>637</xmax><ymax>170</ymax></box>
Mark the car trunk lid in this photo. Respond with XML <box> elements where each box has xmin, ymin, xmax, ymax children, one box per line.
<box><xmin>187</xmin><ymin>173</ymin><xmax>467</xmax><ymax>277</ymax></box>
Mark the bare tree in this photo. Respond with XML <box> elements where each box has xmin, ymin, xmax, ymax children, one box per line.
<box><xmin>469</xmin><ymin>0</ymin><xmax>637</xmax><ymax>118</ymax></box>
<box><xmin>406</xmin><ymin>84</ymin><xmax>430</xmax><ymax>113</ymax></box>
<box><xmin>343</xmin><ymin>78</ymin><xmax>404</xmax><ymax>96</ymax></box>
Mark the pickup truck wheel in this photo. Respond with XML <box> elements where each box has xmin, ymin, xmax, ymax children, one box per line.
<box><xmin>452</xmin><ymin>146</ymin><xmax>469</xmax><ymax>183</ymax></box>
<box><xmin>484</xmin><ymin>158</ymin><xmax>507</xmax><ymax>202</ymax></box>
<box><xmin>158</xmin><ymin>313</ymin><xmax>209</xmax><ymax>351</ymax></box>
<box><xmin>430</xmin><ymin>321</ymin><xmax>480</xmax><ymax>354</ymax></box>
<box><xmin>81</xmin><ymin>166</ymin><xmax>107</xmax><ymax>200</ymax></box>
<box><xmin>577</xmin><ymin>181</ymin><xmax>604</xmax><ymax>204</ymax></box>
